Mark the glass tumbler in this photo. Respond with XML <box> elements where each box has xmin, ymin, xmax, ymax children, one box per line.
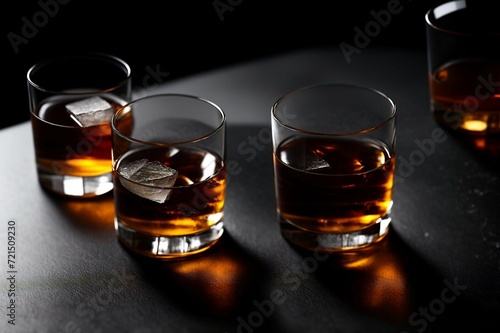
<box><xmin>27</xmin><ymin>53</ymin><xmax>131</xmax><ymax>197</ymax></box>
<box><xmin>111</xmin><ymin>94</ymin><xmax>227</xmax><ymax>258</ymax></box>
<box><xmin>272</xmin><ymin>83</ymin><xmax>397</xmax><ymax>252</ymax></box>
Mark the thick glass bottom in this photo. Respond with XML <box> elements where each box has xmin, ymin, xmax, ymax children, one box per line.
<box><xmin>279</xmin><ymin>215</ymin><xmax>391</xmax><ymax>252</ymax></box>
<box><xmin>37</xmin><ymin>169</ymin><xmax>113</xmax><ymax>197</ymax></box>
<box><xmin>115</xmin><ymin>219</ymin><xmax>224</xmax><ymax>259</ymax></box>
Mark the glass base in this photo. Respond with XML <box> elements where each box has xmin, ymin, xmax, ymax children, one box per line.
<box><xmin>280</xmin><ymin>215</ymin><xmax>391</xmax><ymax>252</ymax></box>
<box><xmin>38</xmin><ymin>169</ymin><xmax>113</xmax><ymax>198</ymax></box>
<box><xmin>115</xmin><ymin>219</ymin><xmax>224</xmax><ymax>259</ymax></box>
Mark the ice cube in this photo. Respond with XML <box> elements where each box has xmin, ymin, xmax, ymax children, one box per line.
<box><xmin>118</xmin><ymin>158</ymin><xmax>178</xmax><ymax>203</ymax></box>
<box><xmin>305</xmin><ymin>153</ymin><xmax>330</xmax><ymax>171</ymax></box>
<box><xmin>66</xmin><ymin>96</ymin><xmax>113</xmax><ymax>127</ymax></box>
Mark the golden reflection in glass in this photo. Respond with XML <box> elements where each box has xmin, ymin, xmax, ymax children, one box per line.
<box><xmin>326</xmin><ymin>236</ymin><xmax>413</xmax><ymax>324</ymax></box>
<box><xmin>153</xmin><ymin>238</ymin><xmax>253</xmax><ymax>318</ymax></box>
<box><xmin>467</xmin><ymin>134</ymin><xmax>500</xmax><ymax>158</ymax></box>
<box><xmin>56</xmin><ymin>194</ymin><xmax>115</xmax><ymax>230</ymax></box>
<box><xmin>462</xmin><ymin>120</ymin><xmax>488</xmax><ymax>132</ymax></box>
<box><xmin>168</xmin><ymin>255</ymin><xmax>249</xmax><ymax>315</ymax></box>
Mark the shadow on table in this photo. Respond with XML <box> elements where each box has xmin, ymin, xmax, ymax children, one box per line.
<box><xmin>289</xmin><ymin>228</ymin><xmax>446</xmax><ymax>330</ymax></box>
<box><xmin>49</xmin><ymin>190</ymin><xmax>116</xmax><ymax>233</ymax></box>
<box><xmin>124</xmin><ymin>232</ymin><xmax>284</xmax><ymax>332</ymax></box>
<box><xmin>441</xmin><ymin>125</ymin><xmax>500</xmax><ymax>166</ymax></box>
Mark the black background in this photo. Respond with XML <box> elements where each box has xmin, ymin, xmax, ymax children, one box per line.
<box><xmin>4</xmin><ymin>0</ymin><xmax>442</xmax><ymax>129</ymax></box>
<box><xmin>2</xmin><ymin>2</ymin><xmax>500</xmax><ymax>332</ymax></box>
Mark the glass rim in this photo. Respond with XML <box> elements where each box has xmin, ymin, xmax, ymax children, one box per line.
<box><xmin>26</xmin><ymin>52</ymin><xmax>132</xmax><ymax>95</ymax></box>
<box><xmin>425</xmin><ymin>1</ymin><xmax>500</xmax><ymax>37</ymax></box>
<box><xmin>112</xmin><ymin>93</ymin><xmax>227</xmax><ymax>146</ymax></box>
<box><xmin>271</xmin><ymin>83</ymin><xmax>396</xmax><ymax>137</ymax></box>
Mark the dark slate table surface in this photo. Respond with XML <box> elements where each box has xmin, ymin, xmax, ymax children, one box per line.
<box><xmin>1</xmin><ymin>46</ymin><xmax>499</xmax><ymax>333</ymax></box>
